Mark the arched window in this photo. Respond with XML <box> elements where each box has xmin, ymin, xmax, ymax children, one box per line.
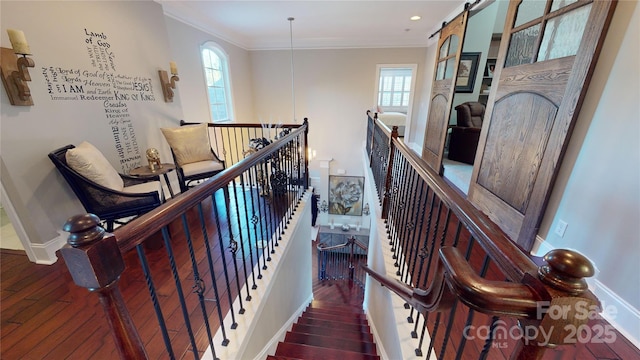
<box><xmin>201</xmin><ymin>42</ymin><xmax>233</xmax><ymax>122</ymax></box>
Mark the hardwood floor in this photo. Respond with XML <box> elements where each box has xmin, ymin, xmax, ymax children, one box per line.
<box><xmin>1</xmin><ymin>231</ymin><xmax>638</xmax><ymax>359</ymax></box>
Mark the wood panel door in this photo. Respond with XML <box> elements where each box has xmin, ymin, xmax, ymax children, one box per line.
<box><xmin>422</xmin><ymin>12</ymin><xmax>468</xmax><ymax>173</ymax></box>
<box><xmin>468</xmin><ymin>0</ymin><xmax>617</xmax><ymax>250</ymax></box>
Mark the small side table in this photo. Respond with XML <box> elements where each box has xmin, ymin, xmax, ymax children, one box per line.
<box><xmin>129</xmin><ymin>163</ymin><xmax>176</xmax><ymax>198</ymax></box>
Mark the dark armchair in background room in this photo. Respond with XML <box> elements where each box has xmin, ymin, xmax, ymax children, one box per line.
<box><xmin>448</xmin><ymin>101</ymin><xmax>485</xmax><ymax>165</ymax></box>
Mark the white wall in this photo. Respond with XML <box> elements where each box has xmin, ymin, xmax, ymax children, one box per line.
<box><xmin>164</xmin><ymin>16</ymin><xmax>254</xmax><ymax>123</ymax></box>
<box><xmin>250</xmin><ymin>48</ymin><xmax>427</xmax><ymax>180</ymax></box>
<box><xmin>535</xmin><ymin>0</ymin><xmax>640</xmax><ymax>344</ymax></box>
<box><xmin>0</xmin><ymin>1</ymin><xmax>182</xmax><ymax>253</ymax></box>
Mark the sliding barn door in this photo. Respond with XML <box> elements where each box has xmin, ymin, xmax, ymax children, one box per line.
<box><xmin>468</xmin><ymin>0</ymin><xmax>617</xmax><ymax>250</ymax></box>
<box><xmin>422</xmin><ymin>12</ymin><xmax>468</xmax><ymax>173</ymax></box>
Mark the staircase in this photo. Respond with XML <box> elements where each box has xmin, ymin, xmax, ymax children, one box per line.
<box><xmin>268</xmin><ymin>299</ymin><xmax>379</xmax><ymax>360</ymax></box>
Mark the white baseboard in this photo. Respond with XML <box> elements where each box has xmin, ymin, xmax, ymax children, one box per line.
<box><xmin>30</xmin><ymin>231</ymin><xmax>66</xmax><ymax>265</ymax></box>
<box><xmin>531</xmin><ymin>235</ymin><xmax>555</xmax><ymax>256</ymax></box>
<box><xmin>589</xmin><ymin>278</ymin><xmax>640</xmax><ymax>349</ymax></box>
<box><xmin>532</xmin><ymin>237</ymin><xmax>640</xmax><ymax>349</ymax></box>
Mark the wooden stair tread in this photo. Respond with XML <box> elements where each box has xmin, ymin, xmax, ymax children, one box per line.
<box><xmin>290</xmin><ymin>323</ymin><xmax>374</xmax><ymax>342</ymax></box>
<box><xmin>305</xmin><ymin>305</ymin><xmax>367</xmax><ymax>315</ymax></box>
<box><xmin>309</xmin><ymin>300</ymin><xmax>365</xmax><ymax>314</ymax></box>
<box><xmin>284</xmin><ymin>331</ymin><xmax>377</xmax><ymax>355</ymax></box>
<box><xmin>304</xmin><ymin>306</ymin><xmax>368</xmax><ymax>320</ymax></box>
<box><xmin>301</xmin><ymin>311</ymin><xmax>369</xmax><ymax>325</ymax></box>
<box><xmin>295</xmin><ymin>317</ymin><xmax>370</xmax><ymax>332</ymax></box>
<box><xmin>275</xmin><ymin>342</ymin><xmax>380</xmax><ymax>360</ymax></box>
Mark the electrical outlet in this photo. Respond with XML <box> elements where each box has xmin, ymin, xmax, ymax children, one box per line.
<box><xmin>554</xmin><ymin>220</ymin><xmax>568</xmax><ymax>237</ymax></box>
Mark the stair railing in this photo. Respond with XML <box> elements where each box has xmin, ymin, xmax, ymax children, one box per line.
<box><xmin>59</xmin><ymin>120</ymin><xmax>309</xmax><ymax>359</ymax></box>
<box><xmin>317</xmin><ymin>236</ymin><xmax>368</xmax><ymax>288</ymax></box>
<box><xmin>364</xmin><ymin>115</ymin><xmax>600</xmax><ymax>359</ymax></box>
<box><xmin>182</xmin><ymin>119</ymin><xmax>310</xmax><ymax>187</ymax></box>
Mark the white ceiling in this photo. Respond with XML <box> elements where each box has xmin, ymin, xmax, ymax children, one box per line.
<box><xmin>157</xmin><ymin>1</ymin><xmax>468</xmax><ymax>50</ymax></box>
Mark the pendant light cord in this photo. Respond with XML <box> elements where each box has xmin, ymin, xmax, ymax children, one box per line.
<box><xmin>288</xmin><ymin>17</ymin><xmax>296</xmax><ymax>123</ymax></box>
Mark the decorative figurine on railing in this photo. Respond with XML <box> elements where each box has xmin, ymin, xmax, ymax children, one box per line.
<box><xmin>145</xmin><ymin>148</ymin><xmax>162</xmax><ymax>171</ymax></box>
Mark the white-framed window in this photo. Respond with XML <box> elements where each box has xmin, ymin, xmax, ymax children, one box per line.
<box><xmin>201</xmin><ymin>42</ymin><xmax>233</xmax><ymax>122</ymax></box>
<box><xmin>376</xmin><ymin>66</ymin><xmax>415</xmax><ymax>113</ymax></box>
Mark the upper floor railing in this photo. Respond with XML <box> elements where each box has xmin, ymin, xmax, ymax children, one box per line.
<box><xmin>363</xmin><ymin>114</ymin><xmax>599</xmax><ymax>359</ymax></box>
<box><xmin>59</xmin><ymin>120</ymin><xmax>309</xmax><ymax>359</ymax></box>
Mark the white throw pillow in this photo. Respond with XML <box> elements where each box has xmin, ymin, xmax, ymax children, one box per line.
<box><xmin>161</xmin><ymin>124</ymin><xmax>215</xmax><ymax>166</ymax></box>
<box><xmin>65</xmin><ymin>141</ymin><xmax>124</xmax><ymax>191</ymax></box>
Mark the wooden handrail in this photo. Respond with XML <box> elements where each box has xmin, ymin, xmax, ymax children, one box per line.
<box><xmin>114</xmin><ymin>121</ymin><xmax>308</xmax><ymax>253</ymax></box>
<box><xmin>389</xmin><ymin>137</ymin><xmax>538</xmax><ymax>283</ymax></box>
<box><xmin>362</xmin><ymin>246</ymin><xmax>598</xmax><ymax>339</ymax></box>
<box><xmin>317</xmin><ymin>238</ymin><xmax>367</xmax><ymax>252</ymax></box>
<box><xmin>181</xmin><ymin>119</ymin><xmax>302</xmax><ymax>129</ymax></box>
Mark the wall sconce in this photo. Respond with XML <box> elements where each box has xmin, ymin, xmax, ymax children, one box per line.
<box><xmin>1</xmin><ymin>29</ymin><xmax>35</xmax><ymax>106</ymax></box>
<box><xmin>319</xmin><ymin>200</ymin><xmax>328</xmax><ymax>213</ymax></box>
<box><xmin>159</xmin><ymin>61</ymin><xmax>179</xmax><ymax>102</ymax></box>
<box><xmin>363</xmin><ymin>203</ymin><xmax>370</xmax><ymax>216</ymax></box>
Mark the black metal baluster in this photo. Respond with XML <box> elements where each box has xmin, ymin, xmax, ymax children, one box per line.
<box><xmin>262</xmin><ymin>159</ymin><xmax>275</xmax><ymax>259</ymax></box>
<box><xmin>160</xmin><ymin>226</ymin><xmax>199</xmax><ymax>359</ymax></box>
<box><xmin>421</xmin><ymin>199</ymin><xmax>444</xmax><ymax>290</ymax></box>
<box><xmin>239</xmin><ymin>171</ymin><xmax>258</xmax><ymax>291</ymax></box>
<box><xmin>390</xmin><ymin>157</ymin><xmax>408</xmax><ymax>258</ymax></box>
<box><xmin>404</xmin><ymin>181</ymin><xmax>427</xmax><ymax>284</ymax></box>
<box><xmin>180</xmin><ymin>213</ymin><xmax>216</xmax><ymax>355</ymax></box>
<box><xmin>211</xmin><ymin>193</ymin><xmax>244</xmax><ymax>317</ymax></box>
<box><xmin>391</xmin><ymin>158</ymin><xmax>409</xmax><ymax>270</ymax></box>
<box><xmin>135</xmin><ymin>243</ymin><xmax>176</xmax><ymax>359</ymax></box>
<box><xmin>479</xmin><ymin>315</ymin><xmax>501</xmax><ymax>360</ymax></box>
<box><xmin>230</xmin><ymin>176</ymin><xmax>252</xmax><ymax>302</ymax></box>
<box><xmin>396</xmin><ymin>168</ymin><xmax>420</xmax><ymax>277</ymax></box>
<box><xmin>249</xmin><ymin>166</ymin><xmax>267</xmax><ymax>279</ymax></box>
<box><xmin>196</xmin><ymin>203</ymin><xmax>230</xmax><ymax>347</ymax></box>
<box><xmin>409</xmin><ymin>189</ymin><xmax>436</xmax><ymax>330</ymax></box>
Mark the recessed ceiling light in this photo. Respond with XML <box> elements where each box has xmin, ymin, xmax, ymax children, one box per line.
<box><xmin>410</xmin><ymin>15</ymin><xmax>421</xmax><ymax>21</ymax></box>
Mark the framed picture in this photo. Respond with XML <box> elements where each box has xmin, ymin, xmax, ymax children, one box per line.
<box><xmin>328</xmin><ymin>175</ymin><xmax>365</xmax><ymax>216</ymax></box>
<box><xmin>455</xmin><ymin>52</ymin><xmax>480</xmax><ymax>93</ymax></box>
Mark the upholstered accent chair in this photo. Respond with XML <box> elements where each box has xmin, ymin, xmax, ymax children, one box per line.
<box><xmin>161</xmin><ymin>123</ymin><xmax>226</xmax><ymax>193</ymax></box>
<box><xmin>448</xmin><ymin>101</ymin><xmax>485</xmax><ymax>165</ymax></box>
<box><xmin>49</xmin><ymin>142</ymin><xmax>163</xmax><ymax>231</ymax></box>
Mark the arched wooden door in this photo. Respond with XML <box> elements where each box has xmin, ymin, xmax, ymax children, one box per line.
<box><xmin>468</xmin><ymin>0</ymin><xmax>617</xmax><ymax>250</ymax></box>
<box><xmin>422</xmin><ymin>12</ymin><xmax>468</xmax><ymax>173</ymax></box>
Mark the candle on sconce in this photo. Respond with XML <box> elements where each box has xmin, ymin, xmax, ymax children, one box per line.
<box><xmin>169</xmin><ymin>61</ymin><xmax>178</xmax><ymax>75</ymax></box>
<box><xmin>7</xmin><ymin>29</ymin><xmax>31</xmax><ymax>55</ymax></box>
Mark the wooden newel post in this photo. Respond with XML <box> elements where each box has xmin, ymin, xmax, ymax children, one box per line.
<box><xmin>60</xmin><ymin>214</ymin><xmax>148</xmax><ymax>360</ymax></box>
<box><xmin>381</xmin><ymin>125</ymin><xmax>399</xmax><ymax>219</ymax></box>
<box><xmin>511</xmin><ymin>249</ymin><xmax>597</xmax><ymax>360</ymax></box>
